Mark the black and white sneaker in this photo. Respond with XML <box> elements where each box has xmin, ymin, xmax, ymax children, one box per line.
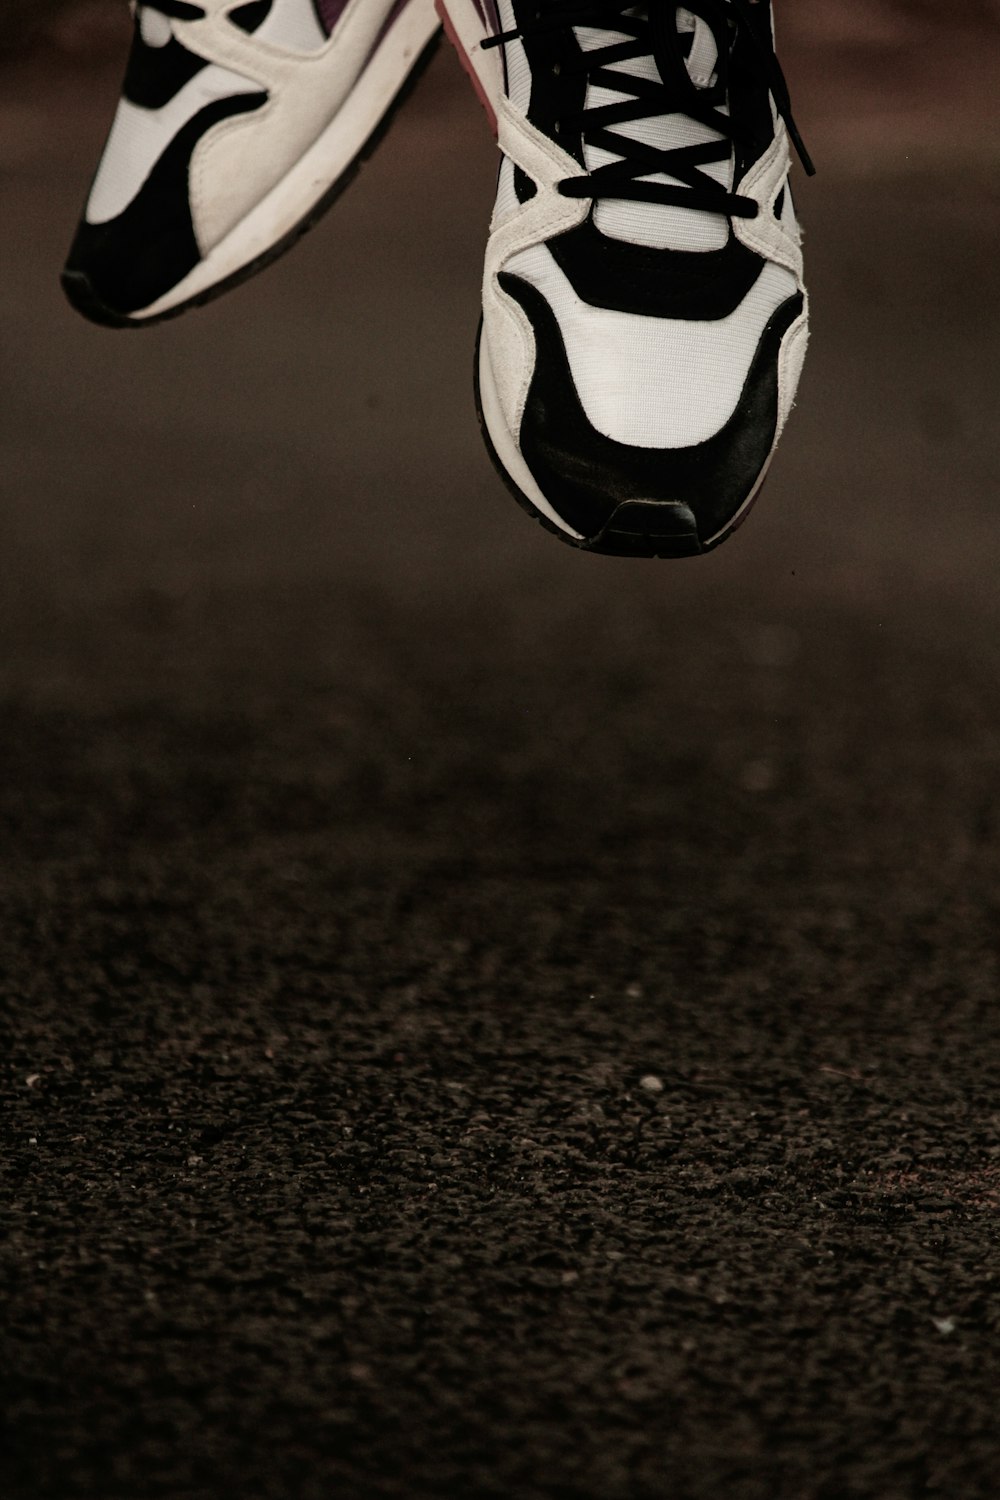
<box><xmin>63</xmin><ymin>0</ymin><xmax>441</xmax><ymax>326</ymax></box>
<box><xmin>439</xmin><ymin>0</ymin><xmax>814</xmax><ymax>557</ymax></box>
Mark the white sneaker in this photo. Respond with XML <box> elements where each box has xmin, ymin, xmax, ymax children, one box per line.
<box><xmin>439</xmin><ymin>0</ymin><xmax>814</xmax><ymax>556</ymax></box>
<box><xmin>63</xmin><ymin>0</ymin><xmax>441</xmax><ymax>325</ymax></box>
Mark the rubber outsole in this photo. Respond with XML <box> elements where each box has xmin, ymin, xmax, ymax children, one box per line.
<box><xmin>61</xmin><ymin>27</ymin><xmax>442</xmax><ymax>330</ymax></box>
<box><xmin>472</xmin><ymin>320</ymin><xmax>773</xmax><ymax>560</ymax></box>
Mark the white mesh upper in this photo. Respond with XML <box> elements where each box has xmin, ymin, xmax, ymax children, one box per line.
<box><xmin>253</xmin><ymin>0</ymin><xmax>327</xmax><ymax>54</ymax></box>
<box><xmin>85</xmin><ymin>64</ymin><xmax>261</xmax><ymax>224</ymax></box>
<box><xmin>504</xmin><ymin>239</ymin><xmax>798</xmax><ymax>447</ymax></box>
<box><xmin>497</xmin><ymin>0</ymin><xmax>532</xmax><ymax>114</ymax></box>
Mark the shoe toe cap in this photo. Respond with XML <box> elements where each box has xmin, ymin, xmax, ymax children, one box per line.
<box><xmin>492</xmin><ymin>272</ymin><xmax>805</xmax><ymax>555</ymax></box>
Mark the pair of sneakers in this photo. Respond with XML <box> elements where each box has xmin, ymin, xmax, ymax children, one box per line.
<box><xmin>63</xmin><ymin>0</ymin><xmax>813</xmax><ymax>558</ymax></box>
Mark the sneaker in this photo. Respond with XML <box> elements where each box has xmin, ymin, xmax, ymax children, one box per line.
<box><xmin>438</xmin><ymin>0</ymin><xmax>814</xmax><ymax>557</ymax></box>
<box><xmin>63</xmin><ymin>0</ymin><xmax>441</xmax><ymax>326</ymax></box>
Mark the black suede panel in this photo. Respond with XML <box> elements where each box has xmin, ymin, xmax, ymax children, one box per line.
<box><xmin>549</xmin><ymin>221</ymin><xmax>764</xmax><ymax>320</ymax></box>
<box><xmin>123</xmin><ymin>31</ymin><xmax>207</xmax><ymax>109</ymax></box>
<box><xmin>230</xmin><ymin>0</ymin><xmax>274</xmax><ymax>32</ymax></box>
<box><xmin>513</xmin><ymin>167</ymin><xmax>537</xmax><ymax>204</ymax></box>
<box><xmin>498</xmin><ymin>270</ymin><xmax>803</xmax><ymax>543</ymax></box>
<box><xmin>65</xmin><ymin>93</ymin><xmax>267</xmax><ymax>316</ymax></box>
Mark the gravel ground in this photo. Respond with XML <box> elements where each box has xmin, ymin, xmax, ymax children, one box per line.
<box><xmin>2</xmin><ymin>24</ymin><xmax>999</xmax><ymax>1500</ymax></box>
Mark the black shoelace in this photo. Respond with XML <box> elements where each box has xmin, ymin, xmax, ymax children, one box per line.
<box><xmin>137</xmin><ymin>2</ymin><xmax>277</xmax><ymax>31</ymax></box>
<box><xmin>483</xmin><ymin>0</ymin><xmax>814</xmax><ymax>218</ymax></box>
<box><xmin>140</xmin><ymin>1</ymin><xmax>207</xmax><ymax>19</ymax></box>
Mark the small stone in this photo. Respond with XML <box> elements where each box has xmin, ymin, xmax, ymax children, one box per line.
<box><xmin>932</xmin><ymin>1317</ymin><xmax>956</xmax><ymax>1336</ymax></box>
<box><xmin>625</xmin><ymin>983</ymin><xmax>643</xmax><ymax>999</ymax></box>
<box><xmin>639</xmin><ymin>1074</ymin><xmax>664</xmax><ymax>1094</ymax></box>
<box><xmin>25</xmin><ymin>1074</ymin><xmax>40</xmax><ymax>1089</ymax></box>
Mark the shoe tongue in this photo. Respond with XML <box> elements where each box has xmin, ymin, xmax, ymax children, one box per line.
<box><xmin>576</xmin><ymin>6</ymin><xmax>732</xmax><ymax>253</ymax></box>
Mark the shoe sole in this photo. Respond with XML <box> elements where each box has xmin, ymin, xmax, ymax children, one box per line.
<box><xmin>62</xmin><ymin>0</ymin><xmax>442</xmax><ymax>329</ymax></box>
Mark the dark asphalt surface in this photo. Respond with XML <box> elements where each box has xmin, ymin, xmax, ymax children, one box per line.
<box><xmin>3</xmin><ymin>26</ymin><xmax>1000</xmax><ymax>1500</ymax></box>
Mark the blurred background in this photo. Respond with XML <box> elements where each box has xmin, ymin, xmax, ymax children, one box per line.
<box><xmin>3</xmin><ymin>5</ymin><xmax>1000</xmax><ymax>1499</ymax></box>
